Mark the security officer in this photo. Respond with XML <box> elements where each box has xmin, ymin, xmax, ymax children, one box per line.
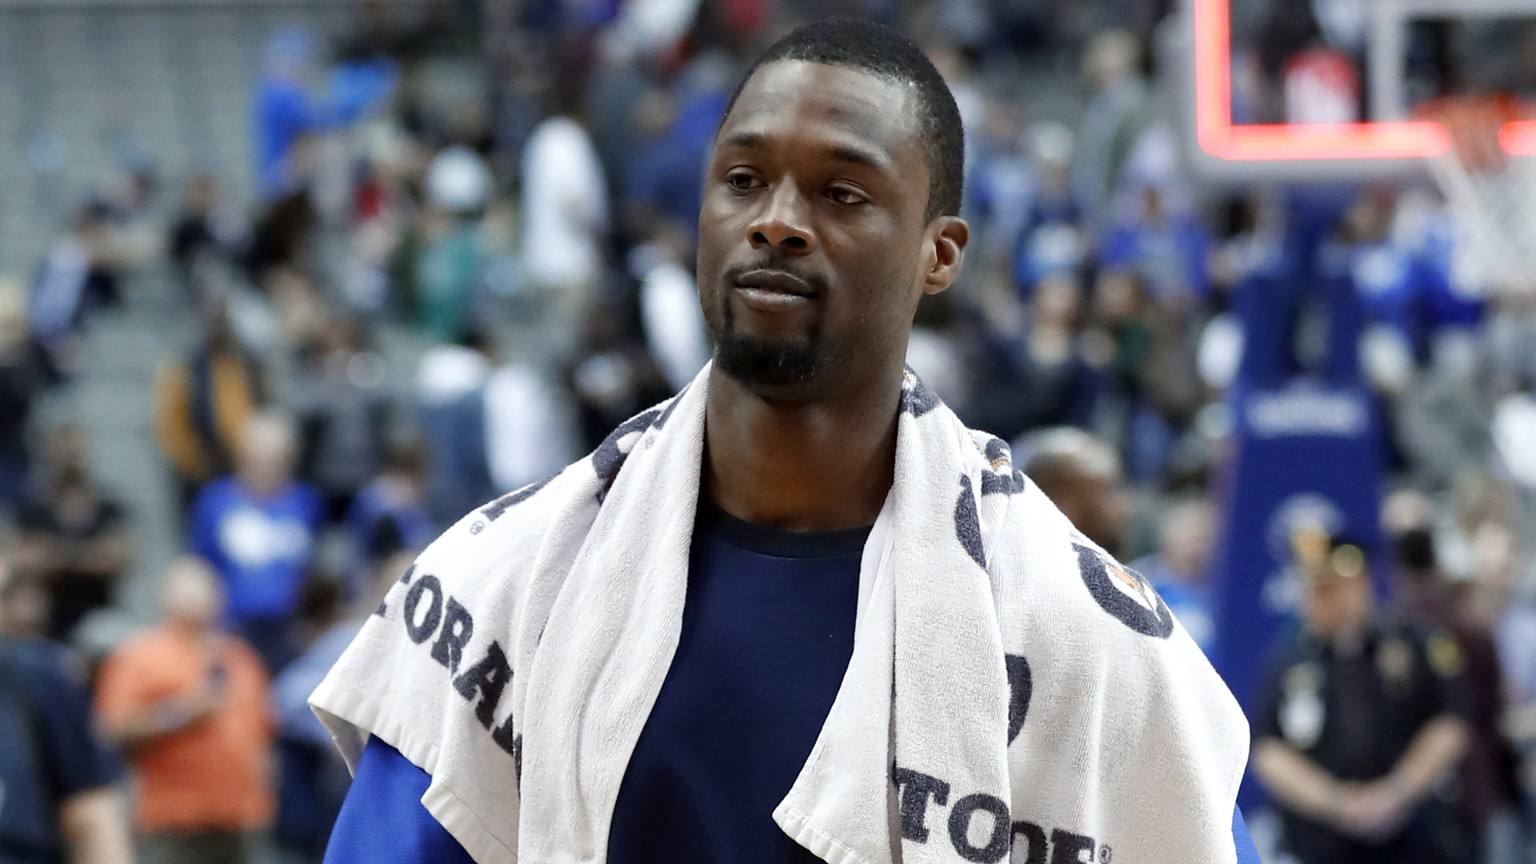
<box><xmin>1252</xmin><ymin>530</ymin><xmax>1472</xmax><ymax>864</ymax></box>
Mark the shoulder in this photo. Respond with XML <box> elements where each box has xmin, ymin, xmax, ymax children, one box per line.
<box><xmin>194</xmin><ymin>477</ymin><xmax>238</xmax><ymax>507</ymax></box>
<box><xmin>2</xmin><ymin>638</ymin><xmax>79</xmax><ymax>685</ymax></box>
<box><xmin>222</xmin><ymin>636</ymin><xmax>269</xmax><ymax>672</ymax></box>
<box><xmin>1</xmin><ymin>639</ymin><xmax>91</xmax><ymax>712</ymax></box>
<box><xmin>106</xmin><ymin>629</ymin><xmax>173</xmax><ymax>665</ymax></box>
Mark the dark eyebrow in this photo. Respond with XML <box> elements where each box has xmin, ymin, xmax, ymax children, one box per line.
<box><xmin>827</xmin><ymin>144</ymin><xmax>886</xmax><ymax>171</ymax></box>
<box><xmin>718</xmin><ymin>130</ymin><xmax>889</xmax><ymax>172</ymax></box>
<box><xmin>719</xmin><ymin>130</ymin><xmax>769</xmax><ymax>151</ymax></box>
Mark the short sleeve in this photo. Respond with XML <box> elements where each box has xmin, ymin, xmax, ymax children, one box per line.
<box><xmin>324</xmin><ymin>738</ymin><xmax>474</xmax><ymax>864</ymax></box>
<box><xmin>93</xmin><ymin>647</ymin><xmax>155</xmax><ymax>732</ymax></box>
<box><xmin>1419</xmin><ymin>628</ymin><xmax>1472</xmax><ymax>722</ymax></box>
<box><xmin>1233</xmin><ymin>806</ymin><xmax>1262</xmax><ymax>864</ymax></box>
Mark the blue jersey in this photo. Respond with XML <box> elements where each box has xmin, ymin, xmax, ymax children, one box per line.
<box><xmin>189</xmin><ymin>476</ymin><xmax>323</xmax><ymax>623</ymax></box>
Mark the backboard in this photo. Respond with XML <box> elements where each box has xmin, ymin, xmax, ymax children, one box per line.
<box><xmin>1170</xmin><ymin>0</ymin><xmax>1536</xmax><ymax>183</ymax></box>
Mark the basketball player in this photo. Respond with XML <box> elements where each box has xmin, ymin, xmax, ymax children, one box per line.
<box><xmin>317</xmin><ymin>19</ymin><xmax>1261</xmax><ymax>864</ymax></box>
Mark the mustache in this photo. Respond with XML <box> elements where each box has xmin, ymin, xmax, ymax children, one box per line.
<box><xmin>723</xmin><ymin>260</ymin><xmax>827</xmax><ymax>295</ymax></box>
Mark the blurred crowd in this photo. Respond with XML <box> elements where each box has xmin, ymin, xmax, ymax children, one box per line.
<box><xmin>1</xmin><ymin>0</ymin><xmax>1535</xmax><ymax>863</ymax></box>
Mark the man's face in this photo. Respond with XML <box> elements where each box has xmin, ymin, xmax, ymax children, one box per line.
<box><xmin>1301</xmin><ymin>572</ymin><xmax>1371</xmax><ymax>639</ymax></box>
<box><xmin>697</xmin><ymin>60</ymin><xmax>955</xmax><ymax>400</ymax></box>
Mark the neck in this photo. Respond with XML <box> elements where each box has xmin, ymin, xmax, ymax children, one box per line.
<box><xmin>702</xmin><ymin>365</ymin><xmax>902</xmax><ymax>532</ymax></box>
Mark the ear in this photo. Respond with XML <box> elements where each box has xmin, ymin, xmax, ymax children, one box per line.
<box><xmin>922</xmin><ymin>216</ymin><xmax>969</xmax><ymax>295</ymax></box>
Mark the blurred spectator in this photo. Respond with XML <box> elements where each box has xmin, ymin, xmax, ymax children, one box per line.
<box><xmin>1341</xmin><ymin>190</ymin><xmax>1447</xmax><ymax>369</ymax></box>
<box><xmin>154</xmin><ymin>304</ymin><xmax>266</xmax><ymax>517</ymax></box>
<box><xmin>13</xmin><ymin>426</ymin><xmax>130</xmax><ymax>643</ymax></box>
<box><xmin>29</xmin><ymin>204</ymin><xmax>121</xmax><ymax>384</ymax></box>
<box><xmin>1252</xmin><ymin>532</ymin><xmax>1472</xmax><ymax>864</ymax></box>
<box><xmin>188</xmin><ymin>413</ymin><xmax>322</xmax><ymax>672</ymax></box>
<box><xmin>95</xmin><ymin>557</ymin><xmax>272</xmax><ymax>864</ymax></box>
<box><xmin>1089</xmin><ymin>268</ymin><xmax>1202</xmax><ymax>483</ymax></box>
<box><xmin>341</xmin><ymin>441</ymin><xmax>433</xmax><ymax>596</ymax></box>
<box><xmin>97</xmin><ymin>163</ymin><xmax>164</xmax><ymax>272</ymax></box>
<box><xmin>623</xmin><ymin>76</ymin><xmax>728</xmax><ymax>244</ymax></box>
<box><xmin>968</xmin><ymin>273</ymin><xmax>1100</xmax><ymax>441</ymax></box>
<box><xmin>269</xmin><ymin>550</ymin><xmax>409</xmax><ymax>862</ymax></box>
<box><xmin>246</xmin><ymin>178</ymin><xmax>319</xmax><ymax>289</ymax></box>
<box><xmin>1392</xmin><ymin>525</ymin><xmax>1521</xmax><ymax>864</ymax></box>
<box><xmin>1020</xmin><ymin>427</ymin><xmax>1128</xmax><ymax>556</ymax></box>
<box><xmin>521</xmin><ymin>102</ymin><xmax>612</xmax><ymax>361</ymax></box>
<box><xmin>1011</xmin><ymin>123</ymin><xmax>1086</xmax><ymax>294</ymax></box>
<box><xmin>253</xmin><ymin>27</ymin><xmax>395</xmax><ymax>200</ymax></box>
<box><xmin>342</xmin><ymin>133</ymin><xmax>416</xmax><ymax>317</ymax></box>
<box><xmin>416</xmin><ymin>331</ymin><xmax>498</xmax><ymax>526</ymax></box>
<box><xmin>1482</xmin><ymin>521</ymin><xmax>1536</xmax><ymax>858</ymax></box>
<box><xmin>1099</xmin><ymin>184</ymin><xmax>1211</xmax><ymax>302</ymax></box>
<box><xmin>0</xmin><ymin>284</ymin><xmax>42</xmax><ymax>512</ymax></box>
<box><xmin>1132</xmin><ymin>496</ymin><xmax>1218</xmax><ymax>654</ymax></box>
<box><xmin>632</xmin><ymin>224</ymin><xmax>709</xmax><ymax>392</ymax></box>
<box><xmin>414</xmin><ymin>146</ymin><xmax>494</xmax><ymax>343</ymax></box>
<box><xmin>291</xmin><ymin>317</ymin><xmax>390</xmax><ymax>525</ymax></box>
<box><xmin>1072</xmin><ymin>29</ymin><xmax>1154</xmax><ymax>234</ymax></box>
<box><xmin>0</xmin><ymin>559</ymin><xmax>132</xmax><ymax>864</ymax></box>
<box><xmin>486</xmin><ymin>352</ymin><xmax>568</xmax><ymax>496</ymax></box>
<box><xmin>169</xmin><ymin>176</ymin><xmax>248</xmax><ymax>303</ymax></box>
<box><xmin>964</xmin><ymin>94</ymin><xmax>1035</xmax><ymax>273</ymax></box>
<box><xmin>566</xmin><ymin>301</ymin><xmax>672</xmax><ymax>453</ymax></box>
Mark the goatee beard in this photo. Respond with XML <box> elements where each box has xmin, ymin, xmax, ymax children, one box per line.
<box><xmin>713</xmin><ymin>302</ymin><xmax>824</xmax><ymax>390</ymax></box>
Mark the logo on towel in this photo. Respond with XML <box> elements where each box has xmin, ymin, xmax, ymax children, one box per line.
<box><xmin>902</xmin><ymin>369</ymin><xmax>941</xmax><ymax>417</ymax></box>
<box><xmin>1073</xmin><ymin>542</ymin><xmax>1174</xmax><ymax>639</ymax></box>
<box><xmin>1006</xmin><ymin>654</ymin><xmax>1032</xmax><ymax>744</ymax></box>
<box><xmin>892</xmin><ymin>764</ymin><xmax>1104</xmax><ymax>863</ymax></box>
<box><xmin>375</xmin><ymin>564</ymin><xmax>522</xmax><ymax>774</ymax></box>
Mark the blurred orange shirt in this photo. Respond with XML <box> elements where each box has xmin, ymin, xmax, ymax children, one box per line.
<box><xmin>95</xmin><ymin>627</ymin><xmax>274</xmax><ymax>833</ymax></box>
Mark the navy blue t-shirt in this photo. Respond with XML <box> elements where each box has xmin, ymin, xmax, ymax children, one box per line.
<box><xmin>605</xmin><ymin>501</ymin><xmax>865</xmax><ymax>863</ymax></box>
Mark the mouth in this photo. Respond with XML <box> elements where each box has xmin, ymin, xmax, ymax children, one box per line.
<box><xmin>731</xmin><ymin>269</ymin><xmax>820</xmax><ymax>312</ymax></box>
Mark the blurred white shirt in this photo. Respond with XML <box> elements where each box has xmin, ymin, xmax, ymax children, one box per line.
<box><xmin>638</xmin><ymin>255</ymin><xmax>708</xmax><ymax>391</ymax></box>
<box><xmin>486</xmin><ymin>364</ymin><xmax>567</xmax><ymax>491</ymax></box>
<box><xmin>521</xmin><ymin>116</ymin><xmax>610</xmax><ymax>289</ymax></box>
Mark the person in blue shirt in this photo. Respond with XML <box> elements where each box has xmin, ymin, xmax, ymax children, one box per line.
<box><xmin>0</xmin><ymin>563</ymin><xmax>131</xmax><ymax>864</ymax></box>
<box><xmin>1099</xmin><ymin>184</ymin><xmax>1211</xmax><ymax>303</ymax></box>
<box><xmin>323</xmin><ymin>20</ymin><xmax>1260</xmax><ymax>864</ymax></box>
<box><xmin>1132</xmin><ymin>497</ymin><xmax>1219</xmax><ymax>656</ymax></box>
<box><xmin>253</xmin><ymin>28</ymin><xmax>396</xmax><ymax>200</ymax></box>
<box><xmin>189</xmin><ymin>413</ymin><xmax>322</xmax><ymax>672</ymax></box>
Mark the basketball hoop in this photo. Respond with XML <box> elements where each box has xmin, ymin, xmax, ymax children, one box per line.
<box><xmin>1415</xmin><ymin>94</ymin><xmax>1536</xmax><ymax>299</ymax></box>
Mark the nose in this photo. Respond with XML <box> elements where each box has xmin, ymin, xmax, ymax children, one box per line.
<box><xmin>748</xmin><ymin>182</ymin><xmax>815</xmax><ymax>255</ymax></box>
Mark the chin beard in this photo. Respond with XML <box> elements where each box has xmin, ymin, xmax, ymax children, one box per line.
<box><xmin>713</xmin><ymin>304</ymin><xmax>825</xmax><ymax>391</ymax></box>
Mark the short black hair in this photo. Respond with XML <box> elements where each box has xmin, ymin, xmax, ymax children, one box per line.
<box><xmin>722</xmin><ymin>18</ymin><xmax>965</xmax><ymax>221</ymax></box>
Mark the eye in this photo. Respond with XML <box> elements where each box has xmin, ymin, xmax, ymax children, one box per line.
<box><xmin>725</xmin><ymin>170</ymin><xmax>762</xmax><ymax>192</ymax></box>
<box><xmin>827</xmin><ymin>185</ymin><xmax>869</xmax><ymax>206</ymax></box>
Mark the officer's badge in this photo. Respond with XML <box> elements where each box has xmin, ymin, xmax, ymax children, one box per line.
<box><xmin>1279</xmin><ymin>663</ymin><xmax>1325</xmax><ymax>749</ymax></box>
<box><xmin>1427</xmin><ymin>631</ymin><xmax>1465</xmax><ymax>679</ymax></box>
<box><xmin>1377</xmin><ymin>637</ymin><xmax>1415</xmax><ymax>698</ymax></box>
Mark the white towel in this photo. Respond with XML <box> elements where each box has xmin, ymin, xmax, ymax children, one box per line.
<box><xmin>311</xmin><ymin>365</ymin><xmax>1249</xmax><ymax>864</ymax></box>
